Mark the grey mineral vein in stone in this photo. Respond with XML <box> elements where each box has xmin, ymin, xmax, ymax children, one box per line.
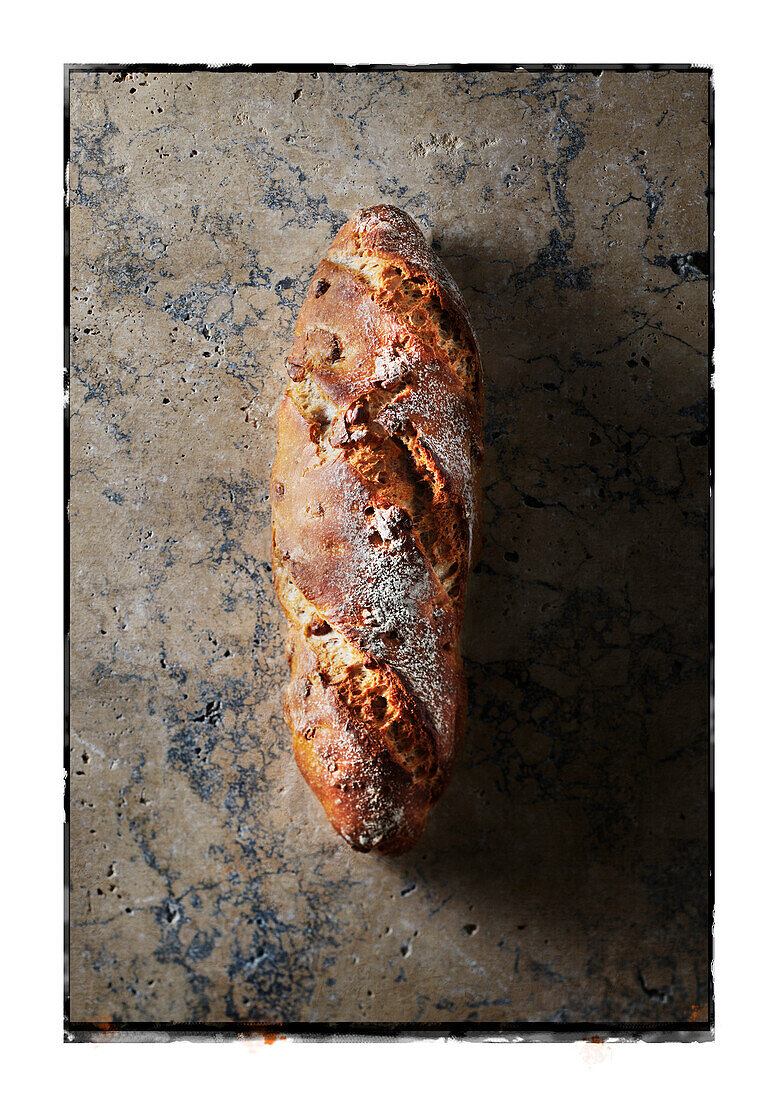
<box><xmin>69</xmin><ymin>69</ymin><xmax>709</xmax><ymax>1026</ymax></box>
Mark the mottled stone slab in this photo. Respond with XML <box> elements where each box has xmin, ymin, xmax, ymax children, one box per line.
<box><xmin>69</xmin><ymin>68</ymin><xmax>709</xmax><ymax>1026</ymax></box>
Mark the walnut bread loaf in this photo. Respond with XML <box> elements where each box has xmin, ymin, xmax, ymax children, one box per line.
<box><xmin>271</xmin><ymin>205</ymin><xmax>483</xmax><ymax>854</ymax></box>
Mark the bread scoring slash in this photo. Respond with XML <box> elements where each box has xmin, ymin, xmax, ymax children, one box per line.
<box><xmin>271</xmin><ymin>205</ymin><xmax>483</xmax><ymax>854</ymax></box>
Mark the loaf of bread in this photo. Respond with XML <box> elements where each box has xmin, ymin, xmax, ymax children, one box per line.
<box><xmin>271</xmin><ymin>205</ymin><xmax>483</xmax><ymax>853</ymax></box>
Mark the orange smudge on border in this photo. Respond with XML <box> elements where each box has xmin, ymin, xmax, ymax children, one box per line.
<box><xmin>580</xmin><ymin>1037</ymin><xmax>612</xmax><ymax>1066</ymax></box>
<box><xmin>240</xmin><ymin>1027</ymin><xmax>286</xmax><ymax>1046</ymax></box>
<box><xmin>688</xmin><ymin>1004</ymin><xmax>707</xmax><ymax>1022</ymax></box>
<box><xmin>89</xmin><ymin>1017</ymin><xmax>118</xmax><ymax>1042</ymax></box>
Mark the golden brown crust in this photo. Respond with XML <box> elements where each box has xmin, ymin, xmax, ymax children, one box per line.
<box><xmin>271</xmin><ymin>205</ymin><xmax>483</xmax><ymax>854</ymax></box>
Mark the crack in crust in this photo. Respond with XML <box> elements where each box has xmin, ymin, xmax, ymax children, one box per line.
<box><xmin>271</xmin><ymin>205</ymin><xmax>482</xmax><ymax>854</ymax></box>
<box><xmin>286</xmin><ymin>368</ymin><xmax>465</xmax><ymax>600</ymax></box>
<box><xmin>274</xmin><ymin>565</ymin><xmax>437</xmax><ymax>782</ymax></box>
<box><xmin>344</xmin><ymin>423</ymin><xmax>468</xmax><ymax>606</ymax></box>
<box><xmin>328</xmin><ymin>250</ymin><xmax>481</xmax><ymax>402</ymax></box>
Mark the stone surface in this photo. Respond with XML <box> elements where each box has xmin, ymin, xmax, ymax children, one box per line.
<box><xmin>68</xmin><ymin>68</ymin><xmax>710</xmax><ymax>1027</ymax></box>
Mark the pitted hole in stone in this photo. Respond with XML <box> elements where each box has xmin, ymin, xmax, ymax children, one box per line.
<box><xmin>463</xmin><ymin>923</ymin><xmax>478</xmax><ymax>936</ymax></box>
<box><xmin>368</xmin><ymin>530</ymin><xmax>383</xmax><ymax>547</ymax></box>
